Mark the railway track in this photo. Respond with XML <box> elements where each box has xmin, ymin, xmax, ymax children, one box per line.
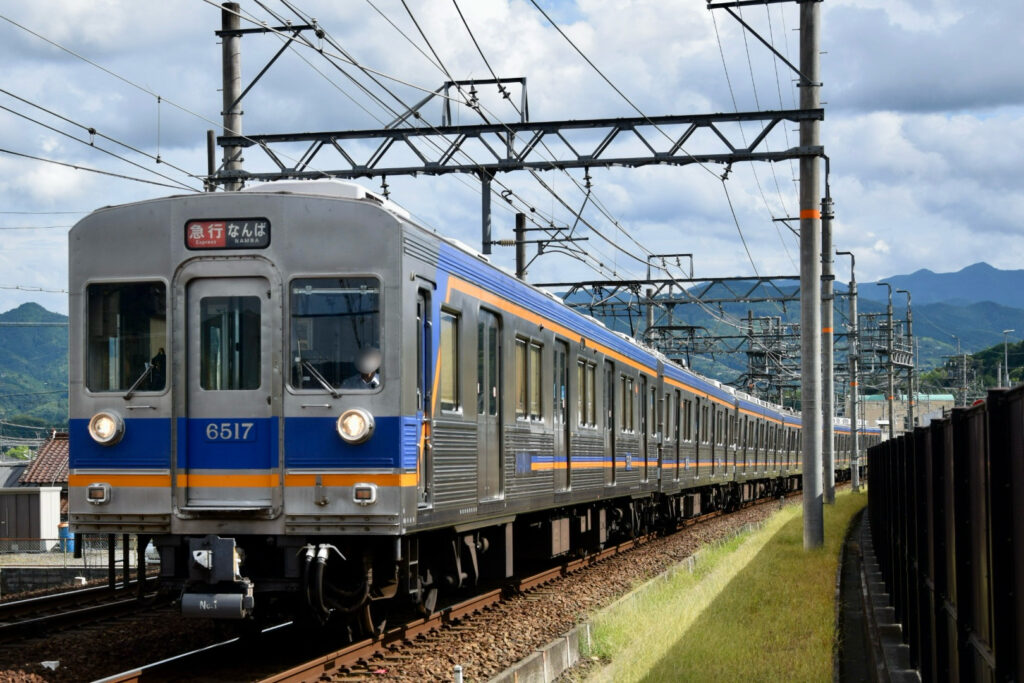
<box><xmin>100</xmin><ymin>492</ymin><xmax>794</xmax><ymax>682</ymax></box>
<box><xmin>0</xmin><ymin>583</ymin><xmax>168</xmax><ymax>641</ymax></box>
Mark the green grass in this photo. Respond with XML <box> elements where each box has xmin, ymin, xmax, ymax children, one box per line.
<box><xmin>586</xmin><ymin>490</ymin><xmax>867</xmax><ymax>682</ymax></box>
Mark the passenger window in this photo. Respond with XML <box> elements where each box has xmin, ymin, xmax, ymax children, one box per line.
<box><xmin>290</xmin><ymin>277</ymin><xmax>381</xmax><ymax>391</ymax></box>
<box><xmin>440</xmin><ymin>311</ymin><xmax>460</xmax><ymax>411</ymax></box>
<box><xmin>200</xmin><ymin>295</ymin><xmax>261</xmax><ymax>390</ymax></box>
<box><xmin>529</xmin><ymin>343</ymin><xmax>542</xmax><ymax>419</ymax></box>
<box><xmin>620</xmin><ymin>376</ymin><xmax>635</xmax><ymax>432</ymax></box>
<box><xmin>515</xmin><ymin>338</ymin><xmax>543</xmax><ymax>420</ymax></box>
<box><xmin>86</xmin><ymin>282</ymin><xmax>167</xmax><ymax>392</ymax></box>
<box><xmin>577</xmin><ymin>360</ymin><xmax>597</xmax><ymax>427</ymax></box>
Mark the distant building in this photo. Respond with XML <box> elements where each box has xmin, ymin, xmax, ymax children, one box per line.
<box><xmin>859</xmin><ymin>394</ymin><xmax>956</xmax><ymax>433</ymax></box>
<box><xmin>18</xmin><ymin>432</ymin><xmax>69</xmax><ymax>519</ymax></box>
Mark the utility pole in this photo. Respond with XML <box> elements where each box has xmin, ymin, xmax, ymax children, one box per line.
<box><xmin>514</xmin><ymin>213</ymin><xmax>527</xmax><ymax>280</ymax></box>
<box><xmin>1003</xmin><ymin>329</ymin><xmax>1014</xmax><ymax>386</ymax></box>
<box><xmin>838</xmin><ymin>251</ymin><xmax>859</xmax><ymax>492</ymax></box>
<box><xmin>898</xmin><ymin>289</ymin><xmax>913</xmax><ymax>430</ymax></box>
<box><xmin>221</xmin><ymin>3</ymin><xmax>243</xmax><ymax>191</ymax></box>
<box><xmin>799</xmin><ymin>0</ymin><xmax>824</xmax><ymax>548</ymax></box>
<box><xmin>480</xmin><ymin>172</ymin><xmax>492</xmax><ymax>255</ymax></box>
<box><xmin>820</xmin><ymin>189</ymin><xmax>835</xmax><ymax>504</ymax></box>
<box><xmin>877</xmin><ymin>282</ymin><xmax>894</xmax><ymax>438</ymax></box>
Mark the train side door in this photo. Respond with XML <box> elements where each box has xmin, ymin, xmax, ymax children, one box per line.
<box><xmin>640</xmin><ymin>375</ymin><xmax>649</xmax><ymax>481</ymax></box>
<box><xmin>417</xmin><ymin>291</ymin><xmax>432</xmax><ymax>507</ymax></box>
<box><xmin>604</xmin><ymin>361</ymin><xmax>615</xmax><ymax>486</ymax></box>
<box><xmin>553</xmin><ymin>340</ymin><xmax>570</xmax><ymax>491</ymax></box>
<box><xmin>477</xmin><ymin>310</ymin><xmax>502</xmax><ymax>500</ymax></box>
<box><xmin>182</xmin><ymin>276</ymin><xmax>277</xmax><ymax>510</ymax></box>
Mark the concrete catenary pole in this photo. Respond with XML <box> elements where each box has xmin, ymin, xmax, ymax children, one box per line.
<box><xmin>481</xmin><ymin>173</ymin><xmax>492</xmax><ymax>254</ymax></box>
<box><xmin>514</xmin><ymin>213</ymin><xmax>527</xmax><ymax>280</ymax></box>
<box><xmin>837</xmin><ymin>251</ymin><xmax>859</xmax><ymax>492</ymax></box>
<box><xmin>799</xmin><ymin>0</ymin><xmax>824</xmax><ymax>548</ymax></box>
<box><xmin>1003</xmin><ymin>329</ymin><xmax>1014</xmax><ymax>386</ymax></box>
<box><xmin>898</xmin><ymin>289</ymin><xmax>913</xmax><ymax>430</ymax></box>
<box><xmin>877</xmin><ymin>282</ymin><xmax>894</xmax><ymax>438</ymax></box>
<box><xmin>821</xmin><ymin>191</ymin><xmax>835</xmax><ymax>504</ymax></box>
<box><xmin>221</xmin><ymin>3</ymin><xmax>243</xmax><ymax>191</ymax></box>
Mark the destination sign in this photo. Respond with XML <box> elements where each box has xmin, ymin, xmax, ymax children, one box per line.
<box><xmin>185</xmin><ymin>218</ymin><xmax>271</xmax><ymax>250</ymax></box>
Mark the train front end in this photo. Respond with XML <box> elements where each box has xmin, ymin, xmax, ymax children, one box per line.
<box><xmin>68</xmin><ymin>182</ymin><xmax>417</xmax><ymax>622</ymax></box>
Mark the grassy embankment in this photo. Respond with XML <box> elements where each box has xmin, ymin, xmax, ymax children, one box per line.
<box><xmin>587</xmin><ymin>489</ymin><xmax>866</xmax><ymax>682</ymax></box>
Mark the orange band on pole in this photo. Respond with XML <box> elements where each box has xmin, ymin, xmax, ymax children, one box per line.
<box><xmin>822</xmin><ymin>327</ymin><xmax>833</xmax><ymax>333</ymax></box>
<box><xmin>850</xmin><ymin>381</ymin><xmax>858</xmax><ymax>387</ymax></box>
<box><xmin>800</xmin><ymin>209</ymin><xmax>821</xmax><ymax>219</ymax></box>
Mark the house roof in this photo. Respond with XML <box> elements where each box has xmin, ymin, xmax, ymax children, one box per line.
<box><xmin>0</xmin><ymin>461</ymin><xmax>29</xmax><ymax>487</ymax></box>
<box><xmin>19</xmin><ymin>432</ymin><xmax>69</xmax><ymax>486</ymax></box>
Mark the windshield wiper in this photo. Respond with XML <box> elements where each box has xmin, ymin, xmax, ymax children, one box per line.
<box><xmin>302</xmin><ymin>360</ymin><xmax>340</xmax><ymax>399</ymax></box>
<box><xmin>124</xmin><ymin>363</ymin><xmax>155</xmax><ymax>400</ymax></box>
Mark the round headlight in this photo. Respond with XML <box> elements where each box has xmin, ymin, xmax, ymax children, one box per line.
<box><xmin>88</xmin><ymin>411</ymin><xmax>125</xmax><ymax>446</ymax></box>
<box><xmin>336</xmin><ymin>408</ymin><xmax>375</xmax><ymax>444</ymax></box>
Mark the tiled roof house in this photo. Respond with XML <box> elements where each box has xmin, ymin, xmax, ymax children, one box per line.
<box><xmin>19</xmin><ymin>432</ymin><xmax>69</xmax><ymax>515</ymax></box>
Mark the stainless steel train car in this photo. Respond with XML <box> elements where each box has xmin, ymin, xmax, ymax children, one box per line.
<box><xmin>68</xmin><ymin>180</ymin><xmax>881</xmax><ymax>625</ymax></box>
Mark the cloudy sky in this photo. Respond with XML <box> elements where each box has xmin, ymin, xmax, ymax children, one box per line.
<box><xmin>1</xmin><ymin>0</ymin><xmax>1022</xmax><ymax>315</ymax></box>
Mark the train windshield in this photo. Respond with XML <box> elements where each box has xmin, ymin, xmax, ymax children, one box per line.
<box><xmin>85</xmin><ymin>282</ymin><xmax>167</xmax><ymax>392</ymax></box>
<box><xmin>290</xmin><ymin>277</ymin><xmax>381</xmax><ymax>391</ymax></box>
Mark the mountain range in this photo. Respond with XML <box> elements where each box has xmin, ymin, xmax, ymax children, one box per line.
<box><xmin>1</xmin><ymin>262</ymin><xmax>1022</xmax><ymax>433</ymax></box>
<box><xmin>0</xmin><ymin>303</ymin><xmax>68</xmax><ymax>435</ymax></box>
<box><xmin>865</xmin><ymin>262</ymin><xmax>1024</xmax><ymax>309</ymax></box>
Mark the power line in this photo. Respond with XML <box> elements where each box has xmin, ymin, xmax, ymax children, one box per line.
<box><xmin>0</xmin><ymin>147</ymin><xmax>192</xmax><ymax>190</ymax></box>
<box><xmin>0</xmin><ymin>211</ymin><xmax>85</xmax><ymax>215</ymax></box>
<box><xmin>0</xmin><ymin>88</ymin><xmax>205</xmax><ymax>189</ymax></box>
<box><xmin>0</xmin><ymin>284</ymin><xmax>67</xmax><ymax>293</ymax></box>
<box><xmin>265</xmin><ymin>0</ymin><xmax>623</xmax><ymax>279</ymax></box>
<box><xmin>0</xmin><ymin>226</ymin><xmax>71</xmax><ymax>230</ymax></box>
<box><xmin>0</xmin><ymin>101</ymin><xmax>200</xmax><ymax>192</ymax></box>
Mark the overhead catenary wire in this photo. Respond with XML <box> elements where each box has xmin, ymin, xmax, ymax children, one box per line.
<box><xmin>0</xmin><ymin>147</ymin><xmax>198</xmax><ymax>190</ymax></box>
<box><xmin>0</xmin><ymin>89</ymin><xmax>204</xmax><ymax>188</ymax></box>
<box><xmin>362</xmin><ymin>0</ymin><xmax>646</xmax><ymax>276</ymax></box>
<box><xmin>710</xmin><ymin>9</ymin><xmax>794</xmax><ymax>274</ymax></box>
<box><xmin>261</xmin><ymin>0</ymin><xmax>624</xmax><ymax>279</ymax></box>
<box><xmin>0</xmin><ymin>100</ymin><xmax>200</xmax><ymax>193</ymax></box>
<box><xmin>0</xmin><ymin>284</ymin><xmax>68</xmax><ymax>293</ymax></box>
<box><xmin>447</xmin><ymin>0</ymin><xmax>654</xmax><ymax>273</ymax></box>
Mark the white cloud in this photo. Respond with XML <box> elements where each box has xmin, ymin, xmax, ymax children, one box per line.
<box><xmin>0</xmin><ymin>0</ymin><xmax>1021</xmax><ymax>318</ymax></box>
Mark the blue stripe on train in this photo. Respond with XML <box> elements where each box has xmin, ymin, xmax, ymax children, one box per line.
<box><xmin>283</xmin><ymin>415</ymin><xmax>420</xmax><ymax>469</ymax></box>
<box><xmin>176</xmin><ymin>417</ymin><xmax>278</xmax><ymax>470</ymax></box>
<box><xmin>70</xmin><ymin>415</ymin><xmax>420</xmax><ymax>471</ymax></box>
<box><xmin>69</xmin><ymin>417</ymin><xmax>172</xmax><ymax>469</ymax></box>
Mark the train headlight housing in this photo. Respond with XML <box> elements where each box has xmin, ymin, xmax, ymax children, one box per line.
<box><xmin>88</xmin><ymin>411</ymin><xmax>125</xmax><ymax>446</ymax></box>
<box><xmin>336</xmin><ymin>408</ymin><xmax>374</xmax><ymax>444</ymax></box>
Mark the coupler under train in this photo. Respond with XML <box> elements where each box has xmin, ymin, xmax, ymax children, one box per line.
<box><xmin>179</xmin><ymin>535</ymin><xmax>255</xmax><ymax>619</ymax></box>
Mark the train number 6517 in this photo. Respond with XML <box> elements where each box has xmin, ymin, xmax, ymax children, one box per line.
<box><xmin>205</xmin><ymin>422</ymin><xmax>255</xmax><ymax>441</ymax></box>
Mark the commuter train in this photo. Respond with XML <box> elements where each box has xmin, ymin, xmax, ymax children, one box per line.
<box><xmin>68</xmin><ymin>180</ymin><xmax>881</xmax><ymax>627</ymax></box>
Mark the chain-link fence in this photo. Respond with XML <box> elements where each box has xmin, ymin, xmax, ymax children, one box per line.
<box><xmin>0</xmin><ymin>534</ymin><xmax>146</xmax><ymax>569</ymax></box>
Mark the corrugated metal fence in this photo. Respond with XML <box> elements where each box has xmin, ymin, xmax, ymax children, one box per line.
<box><xmin>868</xmin><ymin>386</ymin><xmax>1023</xmax><ymax>681</ymax></box>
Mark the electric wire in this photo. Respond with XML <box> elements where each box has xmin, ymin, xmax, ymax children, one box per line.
<box><xmin>0</xmin><ymin>148</ymin><xmax>198</xmax><ymax>190</ymax></box>
<box><xmin>0</xmin><ymin>285</ymin><xmax>67</xmax><ymax>293</ymax></box>
<box><xmin>711</xmin><ymin>9</ymin><xmax>793</xmax><ymax>274</ymax></box>
<box><xmin>265</xmin><ymin>0</ymin><xmax>623</xmax><ymax>279</ymax></box>
<box><xmin>449</xmin><ymin>0</ymin><xmax>653</xmax><ymax>273</ymax></box>
<box><xmin>0</xmin><ymin>226</ymin><xmax>71</xmax><ymax>230</ymax></box>
<box><xmin>0</xmin><ymin>88</ymin><xmax>205</xmax><ymax>187</ymax></box>
<box><xmin>525</xmin><ymin>0</ymin><xmax>785</xmax><ymax>319</ymax></box>
<box><xmin>0</xmin><ymin>101</ymin><xmax>200</xmax><ymax>193</ymax></box>
<box><xmin>0</xmin><ymin>211</ymin><xmax>85</xmax><ymax>215</ymax></box>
